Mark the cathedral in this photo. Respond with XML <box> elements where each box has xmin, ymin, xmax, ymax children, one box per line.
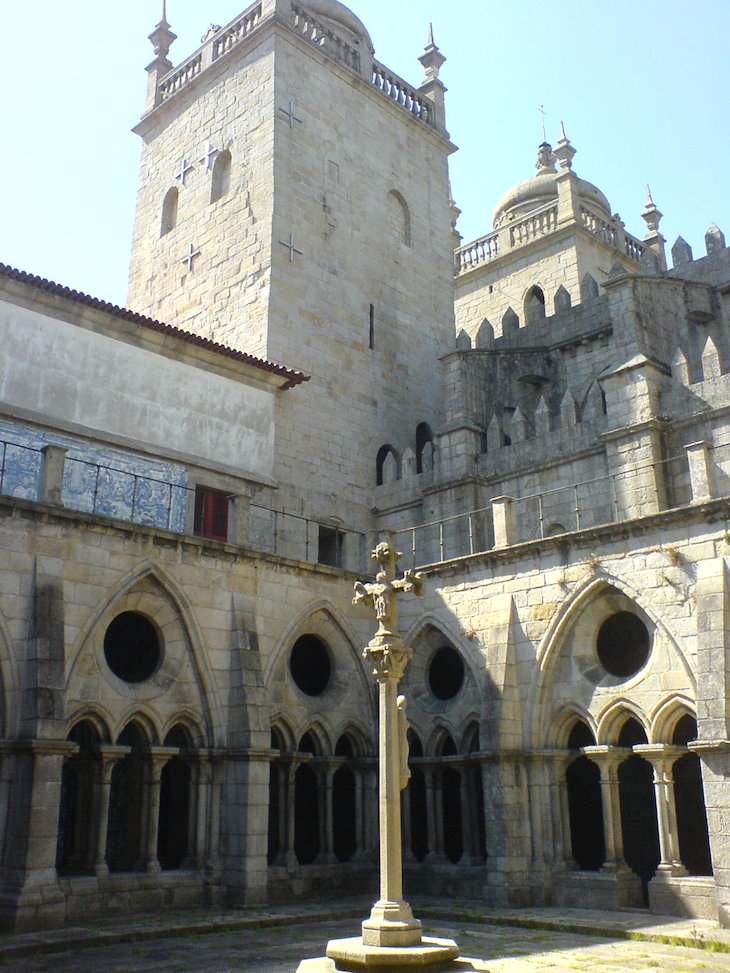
<box><xmin>0</xmin><ymin>0</ymin><xmax>729</xmax><ymax>933</ymax></box>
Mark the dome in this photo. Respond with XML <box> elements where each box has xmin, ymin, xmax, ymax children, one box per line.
<box><xmin>492</xmin><ymin>140</ymin><xmax>612</xmax><ymax>229</ymax></box>
<box><xmin>301</xmin><ymin>0</ymin><xmax>374</xmax><ymax>54</ymax></box>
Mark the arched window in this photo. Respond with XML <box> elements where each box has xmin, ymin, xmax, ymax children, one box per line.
<box><xmin>671</xmin><ymin>716</ymin><xmax>712</xmax><ymax>876</ymax></box>
<box><xmin>107</xmin><ymin>723</ymin><xmax>148</xmax><ymax>873</ymax></box>
<box><xmin>57</xmin><ymin>720</ymin><xmax>101</xmax><ymax>876</ymax></box>
<box><xmin>210</xmin><ymin>149</ymin><xmax>232</xmax><ymax>203</ymax></box>
<box><xmin>565</xmin><ymin>719</ymin><xmax>605</xmax><ymax>871</ymax></box>
<box><xmin>333</xmin><ymin>734</ymin><xmax>357</xmax><ymax>863</ymax></box>
<box><xmin>158</xmin><ymin>724</ymin><xmax>194</xmax><ymax>870</ymax></box>
<box><xmin>387</xmin><ymin>190</ymin><xmax>411</xmax><ymax>247</ymax></box>
<box><xmin>160</xmin><ymin>187</ymin><xmax>179</xmax><ymax>236</ymax></box>
<box><xmin>376</xmin><ymin>445</ymin><xmax>401</xmax><ymax>486</ymax></box>
<box><xmin>439</xmin><ymin>734</ymin><xmax>463</xmax><ymax>863</ymax></box>
<box><xmin>294</xmin><ymin>732</ymin><xmax>320</xmax><ymax>864</ymax></box>
<box><xmin>416</xmin><ymin>423</ymin><xmax>435</xmax><ymax>474</ymax></box>
<box><xmin>525</xmin><ymin>286</ymin><xmax>546</xmax><ymax>324</ymax></box>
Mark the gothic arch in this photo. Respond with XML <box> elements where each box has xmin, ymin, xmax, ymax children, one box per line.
<box><xmin>160</xmin><ymin>711</ymin><xmax>206</xmax><ymax>749</ymax></box>
<box><xmin>67</xmin><ymin>561</ymin><xmax>221</xmax><ymax>744</ymax></box>
<box><xmin>296</xmin><ymin>721</ymin><xmax>331</xmax><ymax>755</ymax></box>
<box><xmin>596</xmin><ymin>699</ymin><xmax>649</xmax><ymax>745</ymax></box>
<box><xmin>649</xmin><ymin>695</ymin><xmax>696</xmax><ymax>744</ymax></box>
<box><xmin>65</xmin><ymin>706</ymin><xmax>113</xmax><ymax>744</ymax></box>
<box><xmin>523</xmin><ymin>284</ymin><xmax>546</xmax><ymax>324</ymax></box>
<box><xmin>526</xmin><ymin>572</ymin><xmax>695</xmax><ymax>748</ymax></box>
<box><xmin>416</xmin><ymin>422</ymin><xmax>435</xmax><ymax>474</ymax></box>
<box><xmin>114</xmin><ymin>709</ymin><xmax>160</xmax><ymax>746</ymax></box>
<box><xmin>376</xmin><ymin>444</ymin><xmax>401</xmax><ymax>486</ymax></box>
<box><xmin>549</xmin><ymin>704</ymin><xmax>598</xmax><ymax>749</ymax></box>
<box><xmin>270</xmin><ymin>717</ymin><xmax>296</xmax><ymax>751</ymax></box>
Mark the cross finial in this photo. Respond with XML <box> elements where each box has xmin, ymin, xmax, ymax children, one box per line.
<box><xmin>538</xmin><ymin>104</ymin><xmax>547</xmax><ymax>143</ymax></box>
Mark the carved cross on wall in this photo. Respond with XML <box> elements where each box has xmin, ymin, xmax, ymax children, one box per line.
<box><xmin>182</xmin><ymin>244</ymin><xmax>201</xmax><ymax>271</ymax></box>
<box><xmin>176</xmin><ymin>158</ymin><xmax>194</xmax><ymax>185</ymax></box>
<box><xmin>200</xmin><ymin>141</ymin><xmax>219</xmax><ymax>170</ymax></box>
<box><xmin>279</xmin><ymin>233</ymin><xmax>303</xmax><ymax>262</ymax></box>
<box><xmin>278</xmin><ymin>101</ymin><xmax>303</xmax><ymax>128</ymax></box>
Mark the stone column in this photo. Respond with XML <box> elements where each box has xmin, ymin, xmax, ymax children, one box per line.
<box><xmin>94</xmin><ymin>746</ymin><xmax>130</xmax><ymax>877</ymax></box>
<box><xmin>553</xmin><ymin>753</ymin><xmax>576</xmax><ymax>869</ymax></box>
<box><xmin>143</xmin><ymin>747</ymin><xmax>178</xmax><ymax>873</ymax></box>
<box><xmin>586</xmin><ymin>746</ymin><xmax>629</xmax><ymax>870</ymax></box>
<box><xmin>323</xmin><ymin>764</ymin><xmax>336</xmax><ymax>863</ymax></box>
<box><xmin>194</xmin><ymin>755</ymin><xmax>212</xmax><ymax>870</ymax></box>
<box><xmin>635</xmin><ymin>745</ymin><xmax>686</xmax><ymax>874</ymax></box>
<box><xmin>285</xmin><ymin>758</ymin><xmax>299</xmax><ymax>869</ymax></box>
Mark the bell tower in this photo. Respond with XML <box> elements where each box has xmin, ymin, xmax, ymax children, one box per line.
<box><xmin>127</xmin><ymin>0</ymin><xmax>457</xmax><ymax>538</ymax></box>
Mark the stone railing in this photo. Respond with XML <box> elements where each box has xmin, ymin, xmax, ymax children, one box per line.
<box><xmin>157</xmin><ymin>2</ymin><xmax>263</xmax><ymax>104</ymax></box>
<box><xmin>212</xmin><ymin>3</ymin><xmax>264</xmax><ymax>60</ymax></box>
<box><xmin>158</xmin><ymin>52</ymin><xmax>203</xmax><ymax>102</ymax></box>
<box><xmin>290</xmin><ymin>1</ymin><xmax>361</xmax><ymax>72</ymax></box>
<box><xmin>371</xmin><ymin>60</ymin><xmax>433</xmax><ymax>126</ymax></box>
<box><xmin>581</xmin><ymin>205</ymin><xmax>645</xmax><ymax>263</ymax></box>
<box><xmin>509</xmin><ymin>204</ymin><xmax>558</xmax><ymax>247</ymax></box>
<box><xmin>454</xmin><ymin>232</ymin><xmax>500</xmax><ymax>273</ymax></box>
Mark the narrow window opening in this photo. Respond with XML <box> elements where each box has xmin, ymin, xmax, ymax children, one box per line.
<box><xmin>194</xmin><ymin>486</ymin><xmax>229</xmax><ymax>542</ymax></box>
<box><xmin>161</xmin><ymin>187</ymin><xmax>178</xmax><ymax>236</ymax></box>
<box><xmin>318</xmin><ymin>525</ymin><xmax>343</xmax><ymax>567</ymax></box>
<box><xmin>369</xmin><ymin>304</ymin><xmax>375</xmax><ymax>350</ymax></box>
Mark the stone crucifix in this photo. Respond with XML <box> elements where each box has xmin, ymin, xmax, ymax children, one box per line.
<box><xmin>353</xmin><ymin>541</ymin><xmax>425</xmax><ymax>948</ymax></box>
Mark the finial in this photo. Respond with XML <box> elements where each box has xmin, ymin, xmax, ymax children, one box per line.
<box><xmin>539</xmin><ymin>105</ymin><xmax>547</xmax><ymax>143</ymax></box>
<box><xmin>419</xmin><ymin>23</ymin><xmax>446</xmax><ymax>82</ymax></box>
<box><xmin>149</xmin><ymin>1</ymin><xmax>177</xmax><ymax>61</ymax></box>
<box><xmin>641</xmin><ymin>185</ymin><xmax>663</xmax><ymax>235</ymax></box>
<box><xmin>554</xmin><ymin>121</ymin><xmax>576</xmax><ymax>171</ymax></box>
<box><xmin>535</xmin><ymin>142</ymin><xmax>556</xmax><ymax>175</ymax></box>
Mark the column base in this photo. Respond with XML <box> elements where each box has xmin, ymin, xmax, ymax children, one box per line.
<box><xmin>296</xmin><ymin>935</ymin><xmax>461</xmax><ymax>971</ymax></box>
<box><xmin>362</xmin><ymin>899</ymin><xmax>422</xmax><ymax>947</ymax></box>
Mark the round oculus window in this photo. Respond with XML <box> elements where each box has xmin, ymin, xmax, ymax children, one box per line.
<box><xmin>596</xmin><ymin>611</ymin><xmax>650</xmax><ymax>678</ymax></box>
<box><xmin>428</xmin><ymin>646</ymin><xmax>465</xmax><ymax>700</ymax></box>
<box><xmin>104</xmin><ymin>611</ymin><xmax>162</xmax><ymax>683</ymax></box>
<box><xmin>290</xmin><ymin>635</ymin><xmax>331</xmax><ymax>696</ymax></box>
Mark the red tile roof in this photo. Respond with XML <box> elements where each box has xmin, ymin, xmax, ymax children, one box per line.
<box><xmin>0</xmin><ymin>262</ymin><xmax>309</xmax><ymax>390</ymax></box>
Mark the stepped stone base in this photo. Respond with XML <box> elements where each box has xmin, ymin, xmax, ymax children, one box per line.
<box><xmin>297</xmin><ymin>936</ymin><xmax>461</xmax><ymax>971</ymax></box>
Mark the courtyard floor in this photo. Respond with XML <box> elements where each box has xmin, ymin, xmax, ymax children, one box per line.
<box><xmin>2</xmin><ymin>899</ymin><xmax>730</xmax><ymax>972</ymax></box>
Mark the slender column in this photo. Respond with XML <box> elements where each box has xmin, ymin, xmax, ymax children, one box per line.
<box><xmin>459</xmin><ymin>768</ymin><xmax>474</xmax><ymax>863</ymax></box>
<box><xmin>424</xmin><ymin>766</ymin><xmax>437</xmax><ymax>860</ymax></box>
<box><xmin>94</xmin><ymin>746</ymin><xmax>129</xmax><ymax>877</ymax></box>
<box><xmin>143</xmin><ymin>747</ymin><xmax>177</xmax><ymax>873</ymax></box>
<box><xmin>354</xmin><ymin>766</ymin><xmax>365</xmax><ymax>858</ymax></box>
<box><xmin>322</xmin><ymin>764</ymin><xmax>336</xmax><ymax>863</ymax></box>
<box><xmin>275</xmin><ymin>757</ymin><xmax>288</xmax><ymax>865</ymax></box>
<box><xmin>195</xmin><ymin>755</ymin><xmax>212</xmax><ymax>870</ymax></box>
<box><xmin>207</xmin><ymin>751</ymin><xmax>223</xmax><ymax>874</ymax></box>
<box><xmin>285</xmin><ymin>758</ymin><xmax>298</xmax><ymax>869</ymax></box>
<box><xmin>401</xmin><ymin>779</ymin><xmax>413</xmax><ymax>861</ymax></box>
<box><xmin>586</xmin><ymin>746</ymin><xmax>630</xmax><ymax>871</ymax></box>
<box><xmin>553</xmin><ymin>753</ymin><xmax>574</xmax><ymax>868</ymax></box>
<box><xmin>635</xmin><ymin>745</ymin><xmax>686</xmax><ymax>874</ymax></box>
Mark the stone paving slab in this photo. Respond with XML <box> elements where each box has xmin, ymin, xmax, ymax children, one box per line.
<box><xmin>1</xmin><ymin>901</ymin><xmax>730</xmax><ymax>972</ymax></box>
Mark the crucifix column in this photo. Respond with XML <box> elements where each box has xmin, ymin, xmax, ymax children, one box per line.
<box><xmin>301</xmin><ymin>541</ymin><xmax>460</xmax><ymax>972</ymax></box>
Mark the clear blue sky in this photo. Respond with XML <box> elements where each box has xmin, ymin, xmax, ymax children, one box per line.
<box><xmin>2</xmin><ymin>1</ymin><xmax>728</xmax><ymax>308</ymax></box>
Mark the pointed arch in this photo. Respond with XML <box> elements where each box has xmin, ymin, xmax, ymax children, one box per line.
<box><xmin>376</xmin><ymin>444</ymin><xmax>401</xmax><ymax>486</ymax></box>
<box><xmin>595</xmin><ymin>698</ymin><xmax>649</xmax><ymax>745</ymax></box>
<box><xmin>68</xmin><ymin>561</ymin><xmax>222</xmax><ymax>744</ymax></box>
<box><xmin>526</xmin><ymin>572</ymin><xmax>695</xmax><ymax>747</ymax></box>
<box><xmin>524</xmin><ymin>284</ymin><xmax>546</xmax><ymax>324</ymax></box>
<box><xmin>416</xmin><ymin>422</ymin><xmax>435</xmax><ymax>474</ymax></box>
<box><xmin>647</xmin><ymin>695</ymin><xmax>695</xmax><ymax>744</ymax></box>
<box><xmin>549</xmin><ymin>704</ymin><xmax>598</xmax><ymax>749</ymax></box>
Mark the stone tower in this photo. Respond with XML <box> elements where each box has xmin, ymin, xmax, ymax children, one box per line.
<box><xmin>127</xmin><ymin>0</ymin><xmax>457</xmax><ymax>538</ymax></box>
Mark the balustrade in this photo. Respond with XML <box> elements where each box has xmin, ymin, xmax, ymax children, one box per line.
<box><xmin>371</xmin><ymin>61</ymin><xmax>433</xmax><ymax>125</ymax></box>
<box><xmin>291</xmin><ymin>2</ymin><xmax>361</xmax><ymax>72</ymax></box>
<box><xmin>212</xmin><ymin>3</ymin><xmax>263</xmax><ymax>61</ymax></box>
<box><xmin>455</xmin><ymin>233</ymin><xmax>500</xmax><ymax>274</ymax></box>
<box><xmin>509</xmin><ymin>205</ymin><xmax>558</xmax><ymax>246</ymax></box>
<box><xmin>158</xmin><ymin>53</ymin><xmax>203</xmax><ymax>103</ymax></box>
